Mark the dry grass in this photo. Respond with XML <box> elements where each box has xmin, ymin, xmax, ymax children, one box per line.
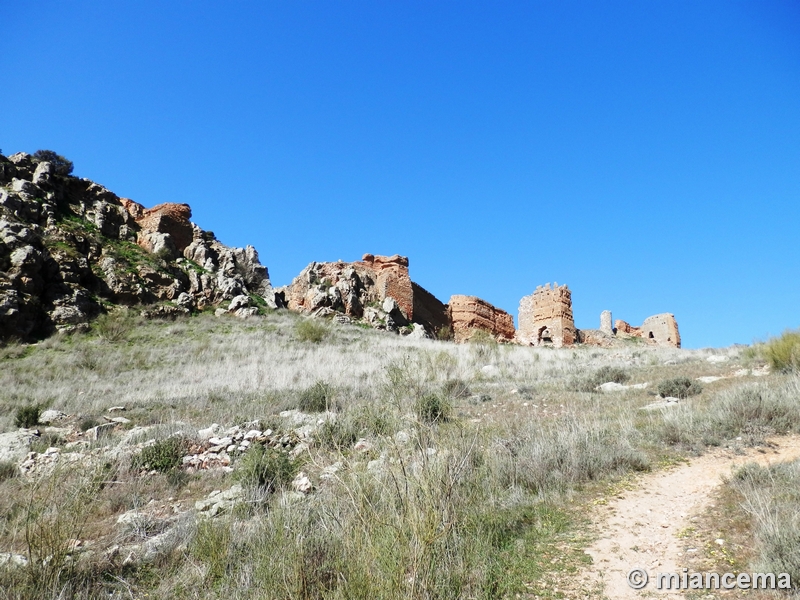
<box><xmin>0</xmin><ymin>311</ymin><xmax>796</xmax><ymax>598</ymax></box>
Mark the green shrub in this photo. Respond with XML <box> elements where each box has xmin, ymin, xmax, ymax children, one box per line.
<box><xmin>317</xmin><ymin>404</ymin><xmax>392</xmax><ymax>450</ymax></box>
<box><xmin>14</xmin><ymin>404</ymin><xmax>41</xmax><ymax>428</ymax></box>
<box><xmin>415</xmin><ymin>393</ymin><xmax>451</xmax><ymax>423</ymax></box>
<box><xmin>295</xmin><ymin>319</ymin><xmax>328</xmax><ymax>343</ymax></box>
<box><xmin>93</xmin><ymin>310</ymin><xmax>136</xmax><ymax>342</ymax></box>
<box><xmin>763</xmin><ymin>330</ymin><xmax>800</xmax><ymax>373</ymax></box>
<box><xmin>133</xmin><ymin>437</ymin><xmax>186</xmax><ymax>473</ymax></box>
<box><xmin>0</xmin><ymin>461</ymin><xmax>17</xmax><ymax>482</ymax></box>
<box><xmin>469</xmin><ymin>329</ymin><xmax>497</xmax><ymax>346</ymax></box>
<box><xmin>442</xmin><ymin>378</ymin><xmax>471</xmax><ymax>399</ymax></box>
<box><xmin>234</xmin><ymin>445</ymin><xmax>297</xmax><ymax>493</ymax></box>
<box><xmin>436</xmin><ymin>326</ymin><xmax>453</xmax><ymax>341</ymax></box>
<box><xmin>592</xmin><ymin>366</ymin><xmax>629</xmax><ymax>385</ymax></box>
<box><xmin>657</xmin><ymin>376</ymin><xmax>702</xmax><ymax>399</ymax></box>
<box><xmin>32</xmin><ymin>149</ymin><xmax>74</xmax><ymax>176</ymax></box>
<box><xmin>298</xmin><ymin>381</ymin><xmax>336</xmax><ymax>413</ymax></box>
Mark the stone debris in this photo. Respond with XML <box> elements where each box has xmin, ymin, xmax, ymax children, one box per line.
<box><xmin>107</xmin><ymin>406</ymin><xmax>126</xmax><ymax>412</ymax></box>
<box><xmin>292</xmin><ymin>472</ymin><xmax>313</xmax><ymax>494</ymax></box>
<box><xmin>354</xmin><ymin>439</ymin><xmax>372</xmax><ymax>452</ymax></box>
<box><xmin>195</xmin><ymin>485</ymin><xmax>243</xmax><ymax>517</ymax></box>
<box><xmin>706</xmin><ymin>355</ymin><xmax>729</xmax><ymax>363</ymax></box>
<box><xmin>0</xmin><ymin>553</ymin><xmax>28</xmax><ymax>568</ymax></box>
<box><xmin>597</xmin><ymin>382</ymin><xmax>649</xmax><ymax>393</ymax></box>
<box><xmin>182</xmin><ymin>425</ymin><xmax>303</xmax><ymax>473</ymax></box>
<box><xmin>640</xmin><ymin>397</ymin><xmax>680</xmax><ymax>411</ymax></box>
<box><xmin>696</xmin><ymin>376</ymin><xmax>724</xmax><ymax>384</ymax></box>
<box><xmin>85</xmin><ymin>422</ymin><xmax>116</xmax><ymax>441</ymax></box>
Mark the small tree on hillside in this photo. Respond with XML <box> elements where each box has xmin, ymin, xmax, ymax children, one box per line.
<box><xmin>32</xmin><ymin>149</ymin><xmax>74</xmax><ymax>176</ymax></box>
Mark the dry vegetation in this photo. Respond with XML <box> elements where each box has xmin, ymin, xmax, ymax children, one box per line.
<box><xmin>0</xmin><ymin>311</ymin><xmax>798</xmax><ymax>599</ymax></box>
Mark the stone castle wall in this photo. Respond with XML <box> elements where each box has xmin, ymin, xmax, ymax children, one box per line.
<box><xmin>517</xmin><ymin>283</ymin><xmax>576</xmax><ymax>347</ymax></box>
<box><xmin>448</xmin><ymin>295</ymin><xmax>515</xmax><ymax>343</ymax></box>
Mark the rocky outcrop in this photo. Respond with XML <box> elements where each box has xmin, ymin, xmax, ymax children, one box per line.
<box><xmin>448</xmin><ymin>295</ymin><xmax>515</xmax><ymax>343</ymax></box>
<box><xmin>283</xmin><ymin>253</ymin><xmax>435</xmax><ymax>333</ymax></box>
<box><xmin>517</xmin><ymin>283</ymin><xmax>576</xmax><ymax>347</ymax></box>
<box><xmin>0</xmin><ymin>151</ymin><xmax>277</xmax><ymax>340</ymax></box>
<box><xmin>616</xmin><ymin>314</ymin><xmax>680</xmax><ymax>348</ymax></box>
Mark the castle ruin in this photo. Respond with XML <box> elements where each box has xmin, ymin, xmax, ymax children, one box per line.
<box><xmin>517</xmin><ymin>283</ymin><xmax>576</xmax><ymax>347</ymax></box>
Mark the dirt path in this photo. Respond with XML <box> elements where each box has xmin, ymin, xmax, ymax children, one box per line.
<box><xmin>582</xmin><ymin>436</ymin><xmax>800</xmax><ymax>599</ymax></box>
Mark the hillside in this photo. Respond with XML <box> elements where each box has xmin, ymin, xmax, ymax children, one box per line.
<box><xmin>0</xmin><ymin>151</ymin><xmax>279</xmax><ymax>341</ymax></box>
<box><xmin>0</xmin><ymin>307</ymin><xmax>799</xmax><ymax>598</ymax></box>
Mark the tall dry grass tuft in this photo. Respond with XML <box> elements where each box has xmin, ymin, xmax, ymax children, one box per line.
<box><xmin>729</xmin><ymin>460</ymin><xmax>800</xmax><ymax>583</ymax></box>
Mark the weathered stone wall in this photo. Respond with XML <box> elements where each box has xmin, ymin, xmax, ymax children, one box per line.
<box><xmin>641</xmin><ymin>313</ymin><xmax>680</xmax><ymax>347</ymax></box>
<box><xmin>121</xmin><ymin>199</ymin><xmax>194</xmax><ymax>256</ymax></box>
<box><xmin>517</xmin><ymin>283</ymin><xmax>576</xmax><ymax>347</ymax></box>
<box><xmin>285</xmin><ymin>254</ymin><xmax>415</xmax><ymax>325</ymax></box>
<box><xmin>411</xmin><ymin>281</ymin><xmax>449</xmax><ymax>336</ymax></box>
<box><xmin>615</xmin><ymin>314</ymin><xmax>680</xmax><ymax>348</ymax></box>
<box><xmin>361</xmin><ymin>254</ymin><xmax>413</xmax><ymax>321</ymax></box>
<box><xmin>448</xmin><ymin>295</ymin><xmax>515</xmax><ymax>343</ymax></box>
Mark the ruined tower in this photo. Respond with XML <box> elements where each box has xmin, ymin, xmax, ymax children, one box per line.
<box><xmin>517</xmin><ymin>283</ymin><xmax>576</xmax><ymax>347</ymax></box>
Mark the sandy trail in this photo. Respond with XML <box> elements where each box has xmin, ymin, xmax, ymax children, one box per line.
<box><xmin>582</xmin><ymin>436</ymin><xmax>800</xmax><ymax>599</ymax></box>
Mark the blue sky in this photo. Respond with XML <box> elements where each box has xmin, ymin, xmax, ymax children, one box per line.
<box><xmin>3</xmin><ymin>1</ymin><xmax>799</xmax><ymax>348</ymax></box>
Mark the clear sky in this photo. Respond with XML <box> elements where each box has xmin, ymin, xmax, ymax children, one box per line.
<box><xmin>3</xmin><ymin>1</ymin><xmax>799</xmax><ymax>348</ymax></box>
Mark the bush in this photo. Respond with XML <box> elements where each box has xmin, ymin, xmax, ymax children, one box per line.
<box><xmin>93</xmin><ymin>310</ymin><xmax>136</xmax><ymax>342</ymax></box>
<box><xmin>133</xmin><ymin>437</ymin><xmax>186</xmax><ymax>473</ymax></box>
<box><xmin>657</xmin><ymin>377</ymin><xmax>702</xmax><ymax>399</ymax></box>
<box><xmin>295</xmin><ymin>319</ymin><xmax>328</xmax><ymax>343</ymax></box>
<box><xmin>763</xmin><ymin>330</ymin><xmax>800</xmax><ymax>373</ymax></box>
<box><xmin>729</xmin><ymin>460</ymin><xmax>800</xmax><ymax>583</ymax></box>
<box><xmin>234</xmin><ymin>445</ymin><xmax>297</xmax><ymax>493</ymax></box>
<box><xmin>316</xmin><ymin>404</ymin><xmax>392</xmax><ymax>450</ymax></box>
<box><xmin>569</xmin><ymin>366</ymin><xmax>630</xmax><ymax>393</ymax></box>
<box><xmin>415</xmin><ymin>393</ymin><xmax>451</xmax><ymax>423</ymax></box>
<box><xmin>298</xmin><ymin>381</ymin><xmax>336</xmax><ymax>413</ymax></box>
<box><xmin>442</xmin><ymin>378</ymin><xmax>471</xmax><ymax>399</ymax></box>
<box><xmin>0</xmin><ymin>461</ymin><xmax>17</xmax><ymax>482</ymax></box>
<box><xmin>14</xmin><ymin>404</ymin><xmax>41</xmax><ymax>428</ymax></box>
<box><xmin>436</xmin><ymin>326</ymin><xmax>453</xmax><ymax>341</ymax></box>
<box><xmin>592</xmin><ymin>366</ymin><xmax>629</xmax><ymax>385</ymax></box>
<box><xmin>32</xmin><ymin>149</ymin><xmax>74</xmax><ymax>176</ymax></box>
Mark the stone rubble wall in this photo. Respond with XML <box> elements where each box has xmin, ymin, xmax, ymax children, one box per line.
<box><xmin>615</xmin><ymin>314</ymin><xmax>681</xmax><ymax>348</ymax></box>
<box><xmin>448</xmin><ymin>294</ymin><xmax>515</xmax><ymax>343</ymax></box>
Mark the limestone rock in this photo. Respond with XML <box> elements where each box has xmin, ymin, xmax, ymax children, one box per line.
<box><xmin>195</xmin><ymin>485</ymin><xmax>243</xmax><ymax>517</ymax></box>
<box><xmin>0</xmin><ymin>151</ymin><xmax>278</xmax><ymax>341</ymax></box>
<box><xmin>39</xmin><ymin>409</ymin><xmax>67</xmax><ymax>424</ymax></box>
<box><xmin>0</xmin><ymin>430</ymin><xmax>36</xmax><ymax>463</ymax></box>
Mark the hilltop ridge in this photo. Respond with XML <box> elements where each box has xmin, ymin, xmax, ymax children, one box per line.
<box><xmin>0</xmin><ymin>151</ymin><xmax>281</xmax><ymax>340</ymax></box>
